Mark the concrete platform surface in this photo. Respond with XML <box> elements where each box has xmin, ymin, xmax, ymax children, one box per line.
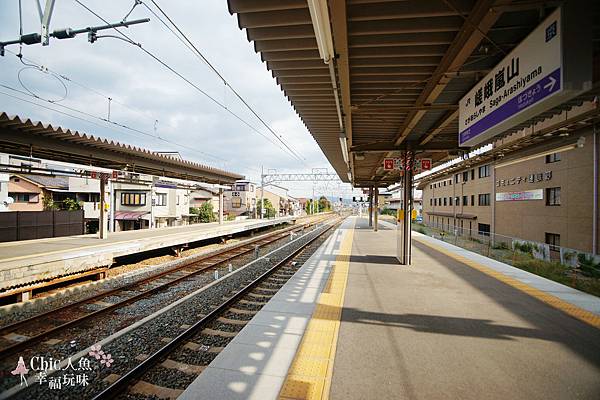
<box><xmin>0</xmin><ymin>216</ymin><xmax>295</xmax><ymax>290</ymax></box>
<box><xmin>177</xmin><ymin>218</ymin><xmax>352</xmax><ymax>400</ymax></box>
<box><xmin>331</xmin><ymin>217</ymin><xmax>600</xmax><ymax>400</ymax></box>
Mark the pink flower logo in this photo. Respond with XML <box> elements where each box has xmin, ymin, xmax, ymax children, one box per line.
<box><xmin>100</xmin><ymin>353</ymin><xmax>113</xmax><ymax>368</ymax></box>
<box><xmin>88</xmin><ymin>344</ymin><xmax>104</xmax><ymax>360</ymax></box>
<box><xmin>11</xmin><ymin>356</ymin><xmax>29</xmax><ymax>386</ymax></box>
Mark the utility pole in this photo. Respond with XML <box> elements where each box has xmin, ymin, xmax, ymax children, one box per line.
<box><xmin>99</xmin><ymin>177</ymin><xmax>108</xmax><ymax>239</ymax></box>
<box><xmin>260</xmin><ymin>165</ymin><xmax>265</xmax><ymax>219</ymax></box>
<box><xmin>374</xmin><ymin>186</ymin><xmax>379</xmax><ymax>232</ymax></box>
<box><xmin>218</xmin><ymin>187</ymin><xmax>224</xmax><ymax>224</ymax></box>
<box><xmin>0</xmin><ymin>9</ymin><xmax>149</xmax><ymax>56</ymax></box>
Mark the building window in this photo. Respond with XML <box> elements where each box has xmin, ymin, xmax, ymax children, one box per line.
<box><xmin>462</xmin><ymin>171</ymin><xmax>469</xmax><ymax>182</ymax></box>
<box><xmin>449</xmin><ymin>197</ymin><xmax>453</xmax><ymax>206</ymax></box>
<box><xmin>455</xmin><ymin>174</ymin><xmax>459</xmax><ymax>183</ymax></box>
<box><xmin>545</xmin><ymin>233</ymin><xmax>560</xmax><ymax>251</ymax></box>
<box><xmin>470</xmin><ymin>169</ymin><xmax>475</xmax><ymax>180</ymax></box>
<box><xmin>455</xmin><ymin>196</ymin><xmax>460</xmax><ymax>206</ymax></box>
<box><xmin>443</xmin><ymin>198</ymin><xmax>447</xmax><ymax>206</ymax></box>
<box><xmin>443</xmin><ymin>181</ymin><xmax>446</xmax><ymax>187</ymax></box>
<box><xmin>155</xmin><ymin>193</ymin><xmax>167</xmax><ymax>206</ymax></box>
<box><xmin>478</xmin><ymin>193</ymin><xmax>491</xmax><ymax>206</ymax></box>
<box><xmin>121</xmin><ymin>192</ymin><xmax>146</xmax><ymax>206</ymax></box>
<box><xmin>10</xmin><ymin>193</ymin><xmax>37</xmax><ymax>203</ymax></box>
<box><xmin>478</xmin><ymin>165</ymin><xmax>490</xmax><ymax>178</ymax></box>
<box><xmin>430</xmin><ymin>184</ymin><xmax>433</xmax><ymax>189</ymax></box>
<box><xmin>546</xmin><ymin>187</ymin><xmax>561</xmax><ymax>206</ymax></box>
<box><xmin>449</xmin><ymin>179</ymin><xmax>452</xmax><ymax>186</ymax></box>
<box><xmin>471</xmin><ymin>195</ymin><xmax>475</xmax><ymax>206</ymax></box>
<box><xmin>545</xmin><ymin>153</ymin><xmax>561</xmax><ymax>163</ymax></box>
<box><xmin>430</xmin><ymin>198</ymin><xmax>433</xmax><ymax>206</ymax></box>
<box><xmin>434</xmin><ymin>198</ymin><xmax>437</xmax><ymax>206</ymax></box>
<box><xmin>478</xmin><ymin>223</ymin><xmax>491</xmax><ymax>236</ymax></box>
<box><xmin>463</xmin><ymin>195</ymin><xmax>468</xmax><ymax>206</ymax></box>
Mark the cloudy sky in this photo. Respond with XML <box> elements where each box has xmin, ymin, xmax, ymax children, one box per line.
<box><xmin>0</xmin><ymin>0</ymin><xmax>361</xmax><ymax>198</ymax></box>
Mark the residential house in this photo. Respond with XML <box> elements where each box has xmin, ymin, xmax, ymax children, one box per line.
<box><xmin>224</xmin><ymin>180</ymin><xmax>257</xmax><ymax>218</ymax></box>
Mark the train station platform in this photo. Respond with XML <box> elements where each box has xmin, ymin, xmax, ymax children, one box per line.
<box><xmin>0</xmin><ymin>216</ymin><xmax>296</xmax><ymax>293</ymax></box>
<box><xmin>179</xmin><ymin>216</ymin><xmax>600</xmax><ymax>400</ymax></box>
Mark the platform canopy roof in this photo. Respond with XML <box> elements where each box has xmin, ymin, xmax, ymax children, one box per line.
<box><xmin>0</xmin><ymin>112</ymin><xmax>244</xmax><ymax>184</ymax></box>
<box><xmin>227</xmin><ymin>0</ymin><xmax>600</xmax><ymax>187</ymax></box>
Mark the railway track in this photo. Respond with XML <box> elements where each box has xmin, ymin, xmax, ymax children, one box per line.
<box><xmin>0</xmin><ymin>216</ymin><xmax>331</xmax><ymax>383</ymax></box>
<box><xmin>97</xmin><ymin>216</ymin><xmax>339</xmax><ymax>400</ymax></box>
<box><xmin>1</xmin><ymin>216</ymin><xmax>340</xmax><ymax>400</ymax></box>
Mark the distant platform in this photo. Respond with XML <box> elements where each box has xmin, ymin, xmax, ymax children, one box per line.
<box><xmin>0</xmin><ymin>217</ymin><xmax>296</xmax><ymax>292</ymax></box>
<box><xmin>178</xmin><ymin>216</ymin><xmax>600</xmax><ymax>400</ymax></box>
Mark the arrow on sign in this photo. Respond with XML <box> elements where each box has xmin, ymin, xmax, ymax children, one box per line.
<box><xmin>544</xmin><ymin>76</ymin><xmax>556</xmax><ymax>92</ymax></box>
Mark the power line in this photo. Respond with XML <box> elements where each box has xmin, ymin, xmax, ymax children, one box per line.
<box><xmin>145</xmin><ymin>0</ymin><xmax>307</xmax><ymax>165</ymax></box>
<box><xmin>3</xmin><ymin>49</ymin><xmax>227</xmax><ymax>162</ymax></box>
<box><xmin>0</xmin><ymin>83</ymin><xmax>232</xmax><ymax>167</ymax></box>
<box><xmin>72</xmin><ymin>0</ymin><xmax>305</xmax><ymax>165</ymax></box>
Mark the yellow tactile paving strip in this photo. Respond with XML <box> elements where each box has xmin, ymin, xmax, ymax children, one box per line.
<box><xmin>279</xmin><ymin>223</ymin><xmax>355</xmax><ymax>400</ymax></box>
<box><xmin>414</xmin><ymin>236</ymin><xmax>600</xmax><ymax>330</ymax></box>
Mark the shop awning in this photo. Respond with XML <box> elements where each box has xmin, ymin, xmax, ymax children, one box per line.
<box><xmin>114</xmin><ymin>211</ymin><xmax>148</xmax><ymax>220</ymax></box>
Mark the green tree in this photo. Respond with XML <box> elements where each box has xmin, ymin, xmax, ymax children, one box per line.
<box><xmin>318</xmin><ymin>196</ymin><xmax>331</xmax><ymax>212</ymax></box>
<box><xmin>305</xmin><ymin>199</ymin><xmax>313</xmax><ymax>215</ymax></box>
<box><xmin>190</xmin><ymin>202</ymin><xmax>216</xmax><ymax>223</ymax></box>
<box><xmin>257</xmin><ymin>198</ymin><xmax>275</xmax><ymax>218</ymax></box>
<box><xmin>61</xmin><ymin>197</ymin><xmax>82</xmax><ymax>211</ymax></box>
<box><xmin>42</xmin><ymin>195</ymin><xmax>59</xmax><ymax>211</ymax></box>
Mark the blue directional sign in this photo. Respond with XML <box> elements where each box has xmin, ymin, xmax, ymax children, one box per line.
<box><xmin>459</xmin><ymin>9</ymin><xmax>565</xmax><ymax>147</ymax></box>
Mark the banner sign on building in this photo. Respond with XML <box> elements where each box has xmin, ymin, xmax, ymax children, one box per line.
<box><xmin>496</xmin><ymin>189</ymin><xmax>543</xmax><ymax>201</ymax></box>
<box><xmin>383</xmin><ymin>158</ymin><xmax>395</xmax><ymax>171</ymax></box>
<box><xmin>383</xmin><ymin>156</ymin><xmax>429</xmax><ymax>172</ymax></box>
<box><xmin>420</xmin><ymin>159</ymin><xmax>432</xmax><ymax>171</ymax></box>
<box><xmin>459</xmin><ymin>6</ymin><xmax>591</xmax><ymax>147</ymax></box>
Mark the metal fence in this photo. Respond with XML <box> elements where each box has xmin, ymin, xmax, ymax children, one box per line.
<box><xmin>413</xmin><ymin>220</ymin><xmax>600</xmax><ymax>276</ymax></box>
<box><xmin>0</xmin><ymin>210</ymin><xmax>84</xmax><ymax>242</ymax></box>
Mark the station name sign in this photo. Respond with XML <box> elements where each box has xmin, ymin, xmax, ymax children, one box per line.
<box><xmin>496</xmin><ymin>189</ymin><xmax>543</xmax><ymax>202</ymax></box>
<box><xmin>459</xmin><ymin>6</ymin><xmax>591</xmax><ymax>147</ymax></box>
<box><xmin>459</xmin><ymin>9</ymin><xmax>561</xmax><ymax>147</ymax></box>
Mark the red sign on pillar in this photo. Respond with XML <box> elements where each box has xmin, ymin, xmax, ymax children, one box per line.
<box><xmin>383</xmin><ymin>158</ymin><xmax>395</xmax><ymax>171</ymax></box>
<box><xmin>421</xmin><ymin>159</ymin><xmax>432</xmax><ymax>170</ymax></box>
<box><xmin>90</xmin><ymin>171</ymin><xmax>97</xmax><ymax>179</ymax></box>
<box><xmin>112</xmin><ymin>170</ymin><xmax>118</xmax><ymax>179</ymax></box>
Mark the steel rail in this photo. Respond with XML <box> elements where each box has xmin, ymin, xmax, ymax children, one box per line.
<box><xmin>93</xmin><ymin>218</ymin><xmax>340</xmax><ymax>399</ymax></box>
<box><xmin>0</xmin><ymin>216</ymin><xmax>330</xmax><ymax>359</ymax></box>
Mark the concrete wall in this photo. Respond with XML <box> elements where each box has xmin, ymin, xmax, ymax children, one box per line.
<box><xmin>495</xmin><ymin>128</ymin><xmax>595</xmax><ymax>252</ymax></box>
<box><xmin>0</xmin><ymin>153</ymin><xmax>8</xmax><ymax>211</ymax></box>
<box><xmin>7</xmin><ymin>176</ymin><xmax>43</xmax><ymax>211</ymax></box>
<box><xmin>421</xmin><ymin>127</ymin><xmax>599</xmax><ymax>253</ymax></box>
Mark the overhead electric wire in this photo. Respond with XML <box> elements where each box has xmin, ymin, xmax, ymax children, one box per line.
<box><xmin>1</xmin><ymin>54</ymin><xmax>266</xmax><ymax>174</ymax></box>
<box><xmin>5</xmin><ymin>48</ymin><xmax>155</xmax><ymax>124</ymax></box>
<box><xmin>0</xmin><ymin>83</ymin><xmax>235</xmax><ymax>168</ymax></box>
<box><xmin>144</xmin><ymin>0</ymin><xmax>307</xmax><ymax>165</ymax></box>
<box><xmin>72</xmin><ymin>0</ymin><xmax>305</xmax><ymax>165</ymax></box>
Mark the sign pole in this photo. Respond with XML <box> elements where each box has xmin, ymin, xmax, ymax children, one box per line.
<box><xmin>374</xmin><ymin>186</ymin><xmax>379</xmax><ymax>232</ymax></box>
<box><xmin>99</xmin><ymin>177</ymin><xmax>108</xmax><ymax>239</ymax></box>
<box><xmin>368</xmin><ymin>187</ymin><xmax>373</xmax><ymax>227</ymax></box>
<box><xmin>219</xmin><ymin>188</ymin><xmax>224</xmax><ymax>224</ymax></box>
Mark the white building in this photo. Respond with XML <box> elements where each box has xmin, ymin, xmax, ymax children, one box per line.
<box><xmin>224</xmin><ymin>180</ymin><xmax>257</xmax><ymax>218</ymax></box>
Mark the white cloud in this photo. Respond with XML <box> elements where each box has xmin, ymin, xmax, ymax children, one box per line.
<box><xmin>0</xmin><ymin>0</ymin><xmax>341</xmax><ymax>196</ymax></box>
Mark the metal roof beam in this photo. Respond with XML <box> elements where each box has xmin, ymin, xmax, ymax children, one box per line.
<box><xmin>351</xmin><ymin>141</ymin><xmax>462</xmax><ymax>153</ymax></box>
<box><xmin>238</xmin><ymin>8</ymin><xmax>311</xmax><ymax>29</ymax></box>
<box><xmin>347</xmin><ymin>0</ymin><xmax>474</xmax><ymax>21</ymax></box>
<box><xmin>228</xmin><ymin>0</ymin><xmax>306</xmax><ymax>14</ymax></box>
